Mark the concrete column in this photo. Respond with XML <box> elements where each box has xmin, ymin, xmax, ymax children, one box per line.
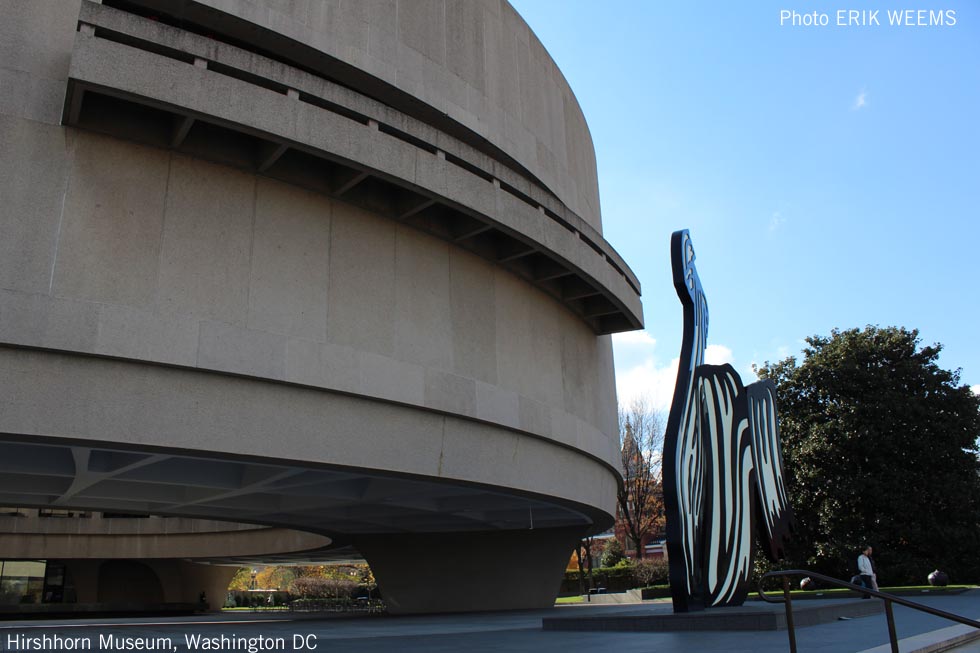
<box><xmin>62</xmin><ymin>559</ymin><xmax>99</xmax><ymax>603</ymax></box>
<box><xmin>97</xmin><ymin>560</ymin><xmax>164</xmax><ymax>603</ymax></box>
<box><xmin>175</xmin><ymin>560</ymin><xmax>238</xmax><ymax>611</ymax></box>
<box><xmin>149</xmin><ymin>560</ymin><xmax>183</xmax><ymax>604</ymax></box>
<box><xmin>60</xmin><ymin>558</ymin><xmax>235</xmax><ymax>611</ymax></box>
<box><xmin>144</xmin><ymin>560</ymin><xmax>236</xmax><ymax>611</ymax></box>
<box><xmin>354</xmin><ymin>526</ymin><xmax>585</xmax><ymax>614</ymax></box>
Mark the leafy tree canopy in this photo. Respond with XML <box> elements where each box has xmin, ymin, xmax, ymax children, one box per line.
<box><xmin>601</xmin><ymin>538</ymin><xmax>626</xmax><ymax>567</ymax></box>
<box><xmin>757</xmin><ymin>326</ymin><xmax>980</xmax><ymax>584</ymax></box>
<box><xmin>228</xmin><ymin>567</ymin><xmax>252</xmax><ymax>592</ymax></box>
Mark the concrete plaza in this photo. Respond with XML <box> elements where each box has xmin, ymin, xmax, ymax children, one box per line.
<box><xmin>2</xmin><ymin>593</ymin><xmax>979</xmax><ymax>652</ymax></box>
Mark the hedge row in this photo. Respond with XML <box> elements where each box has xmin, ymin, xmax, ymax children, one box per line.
<box><xmin>562</xmin><ymin>558</ymin><xmax>670</xmax><ymax>593</ymax></box>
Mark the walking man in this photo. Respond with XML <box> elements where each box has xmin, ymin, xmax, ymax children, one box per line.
<box><xmin>858</xmin><ymin>545</ymin><xmax>874</xmax><ymax>598</ymax></box>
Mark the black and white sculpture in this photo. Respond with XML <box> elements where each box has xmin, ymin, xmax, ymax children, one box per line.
<box><xmin>662</xmin><ymin>230</ymin><xmax>794</xmax><ymax>612</ymax></box>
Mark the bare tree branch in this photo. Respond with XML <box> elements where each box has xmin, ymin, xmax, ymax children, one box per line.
<box><xmin>617</xmin><ymin>398</ymin><xmax>666</xmax><ymax>559</ymax></box>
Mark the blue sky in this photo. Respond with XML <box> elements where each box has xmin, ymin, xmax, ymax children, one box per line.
<box><xmin>510</xmin><ymin>0</ymin><xmax>980</xmax><ymax>409</ymax></box>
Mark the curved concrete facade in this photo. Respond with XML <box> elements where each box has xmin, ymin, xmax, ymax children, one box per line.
<box><xmin>111</xmin><ymin>0</ymin><xmax>605</xmax><ymax>232</ymax></box>
<box><xmin>0</xmin><ymin>512</ymin><xmax>331</xmax><ymax>560</ymax></box>
<box><xmin>0</xmin><ymin>0</ymin><xmax>641</xmax><ymax>613</ymax></box>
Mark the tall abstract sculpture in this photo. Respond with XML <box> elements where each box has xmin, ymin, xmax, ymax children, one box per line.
<box><xmin>662</xmin><ymin>230</ymin><xmax>794</xmax><ymax>612</ymax></box>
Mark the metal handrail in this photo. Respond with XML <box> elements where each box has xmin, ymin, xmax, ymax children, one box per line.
<box><xmin>758</xmin><ymin>569</ymin><xmax>980</xmax><ymax>653</ymax></box>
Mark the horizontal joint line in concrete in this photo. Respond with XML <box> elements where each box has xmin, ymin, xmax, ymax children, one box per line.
<box><xmin>65</xmin><ymin>37</ymin><xmax>644</xmax><ymax>333</ymax></box>
<box><xmin>74</xmin><ymin>3</ymin><xmax>643</xmax><ymax>294</ymax></box>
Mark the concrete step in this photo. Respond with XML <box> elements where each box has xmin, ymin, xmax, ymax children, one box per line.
<box><xmin>572</xmin><ymin>589</ymin><xmax>643</xmax><ymax>605</ymax></box>
<box><xmin>858</xmin><ymin>619</ymin><xmax>980</xmax><ymax>653</ymax></box>
<box><xmin>543</xmin><ymin>599</ymin><xmax>882</xmax><ymax>632</ymax></box>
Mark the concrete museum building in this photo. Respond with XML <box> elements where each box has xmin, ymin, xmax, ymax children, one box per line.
<box><xmin>0</xmin><ymin>0</ymin><xmax>643</xmax><ymax>614</ymax></box>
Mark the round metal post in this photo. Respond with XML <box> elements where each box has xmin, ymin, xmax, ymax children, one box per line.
<box><xmin>885</xmin><ymin>600</ymin><xmax>899</xmax><ymax>653</ymax></box>
<box><xmin>783</xmin><ymin>575</ymin><xmax>797</xmax><ymax>653</ymax></box>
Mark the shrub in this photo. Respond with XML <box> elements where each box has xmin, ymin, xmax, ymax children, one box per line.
<box><xmin>601</xmin><ymin>539</ymin><xmax>626</xmax><ymax>567</ymax></box>
<box><xmin>289</xmin><ymin>576</ymin><xmax>358</xmax><ymax>599</ymax></box>
<box><xmin>563</xmin><ymin>559</ymin><xmax>674</xmax><ymax>592</ymax></box>
<box><xmin>633</xmin><ymin>557</ymin><xmax>669</xmax><ymax>587</ymax></box>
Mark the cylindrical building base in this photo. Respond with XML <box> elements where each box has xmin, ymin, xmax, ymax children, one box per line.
<box><xmin>355</xmin><ymin>526</ymin><xmax>584</xmax><ymax>614</ymax></box>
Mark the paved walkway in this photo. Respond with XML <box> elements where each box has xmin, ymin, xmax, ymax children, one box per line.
<box><xmin>1</xmin><ymin>593</ymin><xmax>979</xmax><ymax>652</ymax></box>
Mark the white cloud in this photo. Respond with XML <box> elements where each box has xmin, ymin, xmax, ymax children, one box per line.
<box><xmin>614</xmin><ymin>343</ymin><xmax>739</xmax><ymax>412</ymax></box>
<box><xmin>749</xmin><ymin>345</ymin><xmax>794</xmax><ymax>376</ymax></box>
<box><xmin>616</xmin><ymin>357</ymin><xmax>679</xmax><ymax>413</ymax></box>
<box><xmin>705</xmin><ymin>344</ymin><xmax>734</xmax><ymax>365</ymax></box>
<box><xmin>612</xmin><ymin>330</ymin><xmax>657</xmax><ymax>347</ymax></box>
<box><xmin>852</xmin><ymin>89</ymin><xmax>868</xmax><ymax>111</ymax></box>
<box><xmin>613</xmin><ymin>329</ymin><xmax>672</xmax><ymax>410</ymax></box>
<box><xmin>971</xmin><ymin>384</ymin><xmax>980</xmax><ymax>396</ymax></box>
<box><xmin>769</xmin><ymin>211</ymin><xmax>785</xmax><ymax>232</ymax></box>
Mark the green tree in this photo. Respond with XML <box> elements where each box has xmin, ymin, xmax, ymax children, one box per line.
<box><xmin>601</xmin><ymin>538</ymin><xmax>626</xmax><ymax>567</ymax></box>
<box><xmin>757</xmin><ymin>326</ymin><xmax>980</xmax><ymax>584</ymax></box>
<box><xmin>257</xmin><ymin>566</ymin><xmax>298</xmax><ymax>590</ymax></box>
<box><xmin>227</xmin><ymin>567</ymin><xmax>252</xmax><ymax>591</ymax></box>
